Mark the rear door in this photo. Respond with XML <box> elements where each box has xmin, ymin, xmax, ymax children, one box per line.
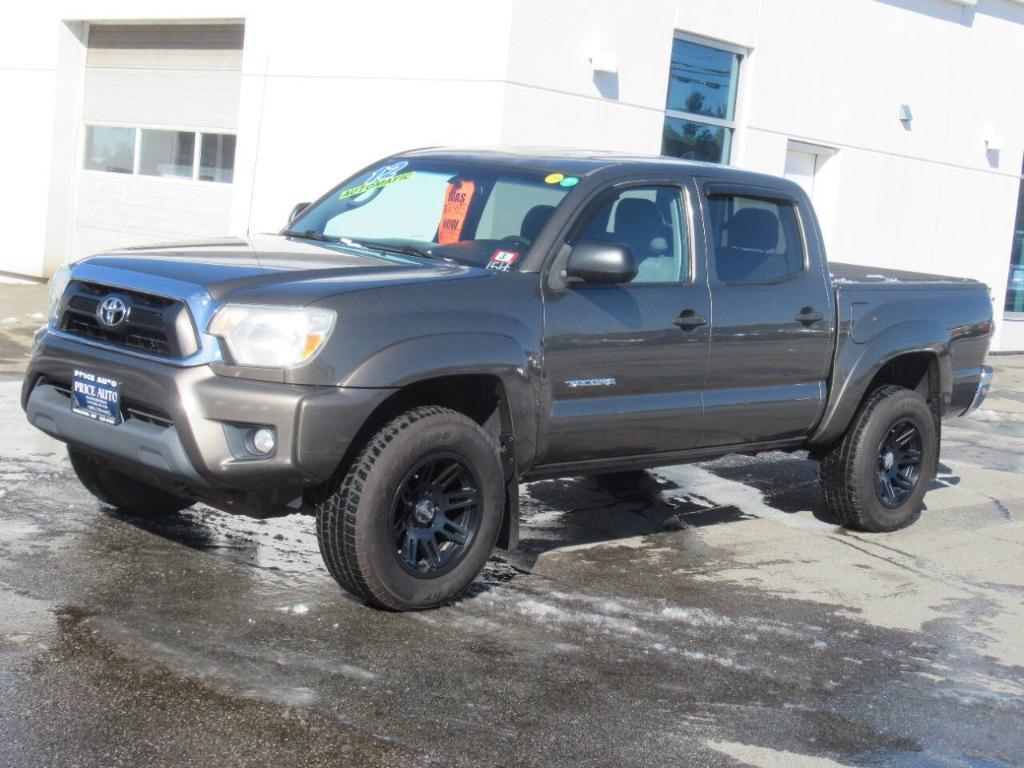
<box><xmin>696</xmin><ymin>182</ymin><xmax>834</xmax><ymax>447</ymax></box>
<box><xmin>538</xmin><ymin>179</ymin><xmax>711</xmax><ymax>465</ymax></box>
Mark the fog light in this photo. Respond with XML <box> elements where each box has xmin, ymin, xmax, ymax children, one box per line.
<box><xmin>251</xmin><ymin>427</ymin><xmax>276</xmax><ymax>456</ymax></box>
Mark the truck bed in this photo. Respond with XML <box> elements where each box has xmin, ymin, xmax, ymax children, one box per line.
<box><xmin>830</xmin><ymin>262</ymin><xmax>978</xmax><ymax>287</ymax></box>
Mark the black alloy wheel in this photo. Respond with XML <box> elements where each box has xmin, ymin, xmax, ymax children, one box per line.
<box><xmin>391</xmin><ymin>453</ymin><xmax>481</xmax><ymax>577</ymax></box>
<box><xmin>875</xmin><ymin>419</ymin><xmax>924</xmax><ymax>508</ymax></box>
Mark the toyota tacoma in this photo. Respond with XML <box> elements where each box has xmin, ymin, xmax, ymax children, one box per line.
<box><xmin>23</xmin><ymin>149</ymin><xmax>994</xmax><ymax>610</ymax></box>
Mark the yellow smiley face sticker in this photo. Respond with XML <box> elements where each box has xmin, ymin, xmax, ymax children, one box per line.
<box><xmin>544</xmin><ymin>173</ymin><xmax>565</xmax><ymax>184</ymax></box>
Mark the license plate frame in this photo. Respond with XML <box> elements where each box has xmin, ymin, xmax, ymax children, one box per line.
<box><xmin>71</xmin><ymin>369</ymin><xmax>122</xmax><ymax>425</ymax></box>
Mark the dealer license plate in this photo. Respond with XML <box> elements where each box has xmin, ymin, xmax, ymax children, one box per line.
<box><xmin>72</xmin><ymin>369</ymin><xmax>122</xmax><ymax>425</ymax></box>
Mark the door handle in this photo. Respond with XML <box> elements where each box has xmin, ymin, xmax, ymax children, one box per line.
<box><xmin>795</xmin><ymin>307</ymin><xmax>823</xmax><ymax>325</ymax></box>
<box><xmin>673</xmin><ymin>310</ymin><xmax>707</xmax><ymax>330</ymax></box>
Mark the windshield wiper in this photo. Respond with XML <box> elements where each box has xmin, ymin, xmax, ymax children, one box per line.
<box><xmin>347</xmin><ymin>239</ymin><xmax>438</xmax><ymax>261</ymax></box>
<box><xmin>282</xmin><ymin>229</ymin><xmax>340</xmax><ymax>243</ymax></box>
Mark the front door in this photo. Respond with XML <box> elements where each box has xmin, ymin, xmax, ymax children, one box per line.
<box><xmin>697</xmin><ymin>183</ymin><xmax>835</xmax><ymax>447</ymax></box>
<box><xmin>538</xmin><ymin>183</ymin><xmax>711</xmax><ymax>465</ymax></box>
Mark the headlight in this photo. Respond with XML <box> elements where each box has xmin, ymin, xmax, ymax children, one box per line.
<box><xmin>48</xmin><ymin>264</ymin><xmax>72</xmax><ymax>322</ymax></box>
<box><xmin>208</xmin><ymin>305</ymin><xmax>336</xmax><ymax>368</ymax></box>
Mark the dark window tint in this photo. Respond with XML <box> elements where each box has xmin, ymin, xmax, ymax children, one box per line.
<box><xmin>576</xmin><ymin>187</ymin><xmax>687</xmax><ymax>284</ymax></box>
<box><xmin>708</xmin><ymin>195</ymin><xmax>805</xmax><ymax>283</ymax></box>
<box><xmin>662</xmin><ymin>116</ymin><xmax>731</xmax><ymax>163</ymax></box>
<box><xmin>665</xmin><ymin>38</ymin><xmax>740</xmax><ymax>121</ymax></box>
<box><xmin>1004</xmin><ymin>158</ymin><xmax>1024</xmax><ymax>312</ymax></box>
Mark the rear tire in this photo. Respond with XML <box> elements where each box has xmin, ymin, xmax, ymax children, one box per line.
<box><xmin>316</xmin><ymin>406</ymin><xmax>504</xmax><ymax>611</ymax></box>
<box><xmin>819</xmin><ymin>385</ymin><xmax>937</xmax><ymax>532</ymax></box>
<box><xmin>68</xmin><ymin>447</ymin><xmax>192</xmax><ymax>516</ymax></box>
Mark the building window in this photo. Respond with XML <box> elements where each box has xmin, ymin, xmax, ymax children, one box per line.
<box><xmin>83</xmin><ymin>124</ymin><xmax>235</xmax><ymax>183</ymax></box>
<box><xmin>661</xmin><ymin>35</ymin><xmax>742</xmax><ymax>164</ymax></box>
<box><xmin>83</xmin><ymin>125</ymin><xmax>135</xmax><ymax>174</ymax></box>
<box><xmin>199</xmin><ymin>133</ymin><xmax>237</xmax><ymax>183</ymax></box>
<box><xmin>139</xmin><ymin>130</ymin><xmax>195</xmax><ymax>179</ymax></box>
<box><xmin>1005</xmin><ymin>160</ymin><xmax>1024</xmax><ymax>313</ymax></box>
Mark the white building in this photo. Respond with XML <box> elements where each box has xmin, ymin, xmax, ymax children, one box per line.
<box><xmin>4</xmin><ymin>0</ymin><xmax>1024</xmax><ymax>348</ymax></box>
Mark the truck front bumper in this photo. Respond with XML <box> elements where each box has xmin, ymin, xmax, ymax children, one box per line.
<box><xmin>22</xmin><ymin>332</ymin><xmax>394</xmax><ymax>508</ymax></box>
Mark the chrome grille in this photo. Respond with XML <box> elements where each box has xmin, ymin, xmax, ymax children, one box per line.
<box><xmin>57</xmin><ymin>281</ymin><xmax>199</xmax><ymax>359</ymax></box>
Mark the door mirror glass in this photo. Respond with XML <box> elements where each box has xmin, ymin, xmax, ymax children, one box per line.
<box><xmin>289</xmin><ymin>202</ymin><xmax>312</xmax><ymax>223</ymax></box>
<box><xmin>566</xmin><ymin>241</ymin><xmax>637</xmax><ymax>284</ymax></box>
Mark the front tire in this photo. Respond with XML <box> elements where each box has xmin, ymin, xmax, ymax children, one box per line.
<box><xmin>68</xmin><ymin>447</ymin><xmax>193</xmax><ymax>516</ymax></box>
<box><xmin>316</xmin><ymin>406</ymin><xmax>504</xmax><ymax>610</ymax></box>
<box><xmin>820</xmin><ymin>385</ymin><xmax>937</xmax><ymax>532</ymax></box>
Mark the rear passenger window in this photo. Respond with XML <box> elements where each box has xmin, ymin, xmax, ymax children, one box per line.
<box><xmin>707</xmin><ymin>194</ymin><xmax>805</xmax><ymax>283</ymax></box>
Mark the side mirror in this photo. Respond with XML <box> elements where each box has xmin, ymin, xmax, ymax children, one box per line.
<box><xmin>566</xmin><ymin>240</ymin><xmax>637</xmax><ymax>284</ymax></box>
<box><xmin>289</xmin><ymin>201</ymin><xmax>312</xmax><ymax>223</ymax></box>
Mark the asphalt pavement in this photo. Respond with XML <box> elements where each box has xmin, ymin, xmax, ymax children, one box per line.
<box><xmin>1</xmin><ymin>284</ymin><xmax>1022</xmax><ymax>767</ymax></box>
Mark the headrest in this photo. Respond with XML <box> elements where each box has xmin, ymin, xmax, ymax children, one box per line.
<box><xmin>520</xmin><ymin>205</ymin><xmax>555</xmax><ymax>241</ymax></box>
<box><xmin>614</xmin><ymin>198</ymin><xmax>664</xmax><ymax>232</ymax></box>
<box><xmin>729</xmin><ymin>207</ymin><xmax>778</xmax><ymax>251</ymax></box>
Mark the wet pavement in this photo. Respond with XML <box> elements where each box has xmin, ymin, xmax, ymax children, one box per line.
<box><xmin>1</xmin><ymin>302</ymin><xmax>1023</xmax><ymax>766</ymax></box>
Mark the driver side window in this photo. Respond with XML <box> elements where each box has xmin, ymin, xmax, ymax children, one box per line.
<box><xmin>576</xmin><ymin>186</ymin><xmax>688</xmax><ymax>284</ymax></box>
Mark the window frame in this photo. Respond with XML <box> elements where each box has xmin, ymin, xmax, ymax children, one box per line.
<box><xmin>565</xmin><ymin>180</ymin><xmax>698</xmax><ymax>287</ymax></box>
<box><xmin>81</xmin><ymin>122</ymin><xmax>236</xmax><ymax>183</ymax></box>
<box><xmin>1003</xmin><ymin>159</ymin><xmax>1024</xmax><ymax>318</ymax></box>
<box><xmin>701</xmin><ymin>182</ymin><xmax>810</xmax><ymax>287</ymax></box>
<box><xmin>663</xmin><ymin>31</ymin><xmax>747</xmax><ymax>165</ymax></box>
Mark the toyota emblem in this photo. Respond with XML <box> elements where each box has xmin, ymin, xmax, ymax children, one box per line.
<box><xmin>97</xmin><ymin>296</ymin><xmax>130</xmax><ymax>328</ymax></box>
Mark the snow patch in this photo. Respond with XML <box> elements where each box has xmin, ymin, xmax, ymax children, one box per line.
<box><xmin>520</xmin><ymin>509</ymin><xmax>566</xmax><ymax>529</ymax></box>
<box><xmin>654</xmin><ymin>464</ymin><xmax>837</xmax><ymax>534</ymax></box>
<box><xmin>278</xmin><ymin>604</ymin><xmax>310</xmax><ymax>615</ymax></box>
<box><xmin>969</xmin><ymin>409</ymin><xmax>1024</xmax><ymax>424</ymax></box>
<box><xmin>513</xmin><ymin>598</ymin><xmax>645</xmax><ymax>635</ymax></box>
<box><xmin>661</xmin><ymin>606</ymin><xmax>733</xmax><ymax>627</ymax></box>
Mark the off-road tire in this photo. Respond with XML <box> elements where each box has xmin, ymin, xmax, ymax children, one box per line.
<box><xmin>316</xmin><ymin>406</ymin><xmax>504</xmax><ymax>611</ymax></box>
<box><xmin>820</xmin><ymin>385</ymin><xmax>937</xmax><ymax>532</ymax></box>
<box><xmin>68</xmin><ymin>447</ymin><xmax>193</xmax><ymax>515</ymax></box>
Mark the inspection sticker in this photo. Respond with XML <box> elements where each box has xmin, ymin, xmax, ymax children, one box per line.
<box><xmin>487</xmin><ymin>249</ymin><xmax>519</xmax><ymax>271</ymax></box>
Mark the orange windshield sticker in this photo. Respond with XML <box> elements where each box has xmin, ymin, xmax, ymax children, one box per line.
<box><xmin>437</xmin><ymin>181</ymin><xmax>476</xmax><ymax>244</ymax></box>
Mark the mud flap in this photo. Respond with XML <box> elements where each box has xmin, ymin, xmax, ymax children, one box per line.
<box><xmin>497</xmin><ymin>472</ymin><xmax>519</xmax><ymax>552</ymax></box>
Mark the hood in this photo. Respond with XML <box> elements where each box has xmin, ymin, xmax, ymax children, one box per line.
<box><xmin>77</xmin><ymin>234</ymin><xmax>484</xmax><ymax>305</ymax></box>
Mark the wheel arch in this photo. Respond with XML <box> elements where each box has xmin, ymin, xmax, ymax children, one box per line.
<box><xmin>810</xmin><ymin>320</ymin><xmax>952</xmax><ymax>448</ymax></box>
<box><xmin>316</xmin><ymin>334</ymin><xmax>538</xmax><ymax>550</ymax></box>
<box><xmin>338</xmin><ymin>332</ymin><xmax>537</xmax><ymax>465</ymax></box>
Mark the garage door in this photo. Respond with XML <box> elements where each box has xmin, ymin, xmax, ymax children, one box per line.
<box><xmin>73</xmin><ymin>23</ymin><xmax>244</xmax><ymax>261</ymax></box>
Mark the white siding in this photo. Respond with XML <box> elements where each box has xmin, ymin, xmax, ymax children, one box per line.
<box><xmin>73</xmin><ymin>173</ymin><xmax>233</xmax><ymax>259</ymax></box>
<box><xmin>83</xmin><ymin>24</ymin><xmax>242</xmax><ymax>129</ymax></box>
<box><xmin>72</xmin><ymin>22</ymin><xmax>243</xmax><ymax>261</ymax></box>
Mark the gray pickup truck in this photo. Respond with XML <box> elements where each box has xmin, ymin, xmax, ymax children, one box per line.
<box><xmin>23</xmin><ymin>149</ymin><xmax>993</xmax><ymax>610</ymax></box>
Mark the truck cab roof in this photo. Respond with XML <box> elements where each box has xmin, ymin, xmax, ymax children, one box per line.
<box><xmin>395</xmin><ymin>146</ymin><xmax>800</xmax><ymax>190</ymax></box>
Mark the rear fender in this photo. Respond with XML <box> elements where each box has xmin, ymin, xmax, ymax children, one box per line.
<box><xmin>809</xmin><ymin>320</ymin><xmax>951</xmax><ymax>447</ymax></box>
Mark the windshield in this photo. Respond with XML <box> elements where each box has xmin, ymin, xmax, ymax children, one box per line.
<box><xmin>287</xmin><ymin>158</ymin><xmax>580</xmax><ymax>271</ymax></box>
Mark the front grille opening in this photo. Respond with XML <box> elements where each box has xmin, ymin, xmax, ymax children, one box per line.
<box><xmin>38</xmin><ymin>377</ymin><xmax>71</xmax><ymax>398</ymax></box>
<box><xmin>58</xmin><ymin>280</ymin><xmax>195</xmax><ymax>358</ymax></box>
<box><xmin>123</xmin><ymin>403</ymin><xmax>173</xmax><ymax>429</ymax></box>
<box><xmin>61</xmin><ymin>315</ymin><xmax>172</xmax><ymax>356</ymax></box>
<box><xmin>76</xmin><ymin>281</ymin><xmax>177</xmax><ymax>309</ymax></box>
